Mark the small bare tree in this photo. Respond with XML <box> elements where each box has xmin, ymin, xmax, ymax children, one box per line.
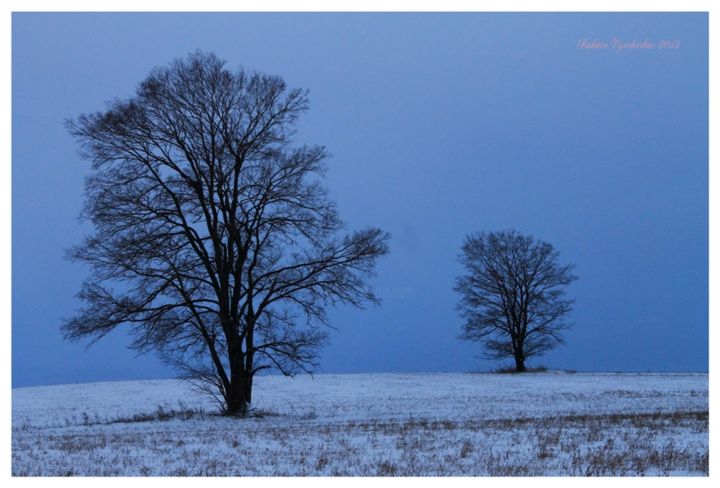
<box><xmin>63</xmin><ymin>52</ymin><xmax>390</xmax><ymax>416</ymax></box>
<box><xmin>455</xmin><ymin>230</ymin><xmax>577</xmax><ymax>372</ymax></box>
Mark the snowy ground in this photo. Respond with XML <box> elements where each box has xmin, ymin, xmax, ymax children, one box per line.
<box><xmin>12</xmin><ymin>372</ymin><xmax>708</xmax><ymax>476</ymax></box>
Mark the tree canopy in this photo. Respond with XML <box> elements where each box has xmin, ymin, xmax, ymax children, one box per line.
<box><xmin>455</xmin><ymin>230</ymin><xmax>577</xmax><ymax>372</ymax></box>
<box><xmin>64</xmin><ymin>52</ymin><xmax>390</xmax><ymax>415</ymax></box>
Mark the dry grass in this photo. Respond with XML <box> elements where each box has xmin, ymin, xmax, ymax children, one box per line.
<box><xmin>12</xmin><ymin>409</ymin><xmax>707</xmax><ymax>476</ymax></box>
<box><xmin>12</xmin><ymin>374</ymin><xmax>708</xmax><ymax>476</ymax></box>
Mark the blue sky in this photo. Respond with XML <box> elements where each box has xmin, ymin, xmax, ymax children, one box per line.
<box><xmin>12</xmin><ymin>13</ymin><xmax>708</xmax><ymax>387</ymax></box>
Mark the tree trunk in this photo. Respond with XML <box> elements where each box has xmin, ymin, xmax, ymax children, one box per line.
<box><xmin>224</xmin><ymin>380</ymin><xmax>249</xmax><ymax>417</ymax></box>
<box><xmin>244</xmin><ymin>375</ymin><xmax>253</xmax><ymax>405</ymax></box>
<box><xmin>224</xmin><ymin>342</ymin><xmax>250</xmax><ymax>417</ymax></box>
<box><xmin>514</xmin><ymin>353</ymin><xmax>526</xmax><ymax>373</ymax></box>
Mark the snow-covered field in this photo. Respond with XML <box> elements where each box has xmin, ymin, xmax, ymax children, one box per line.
<box><xmin>12</xmin><ymin>372</ymin><xmax>708</xmax><ymax>476</ymax></box>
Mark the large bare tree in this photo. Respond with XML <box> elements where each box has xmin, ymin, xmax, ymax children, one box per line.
<box><xmin>64</xmin><ymin>52</ymin><xmax>390</xmax><ymax>416</ymax></box>
<box><xmin>455</xmin><ymin>230</ymin><xmax>577</xmax><ymax>372</ymax></box>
